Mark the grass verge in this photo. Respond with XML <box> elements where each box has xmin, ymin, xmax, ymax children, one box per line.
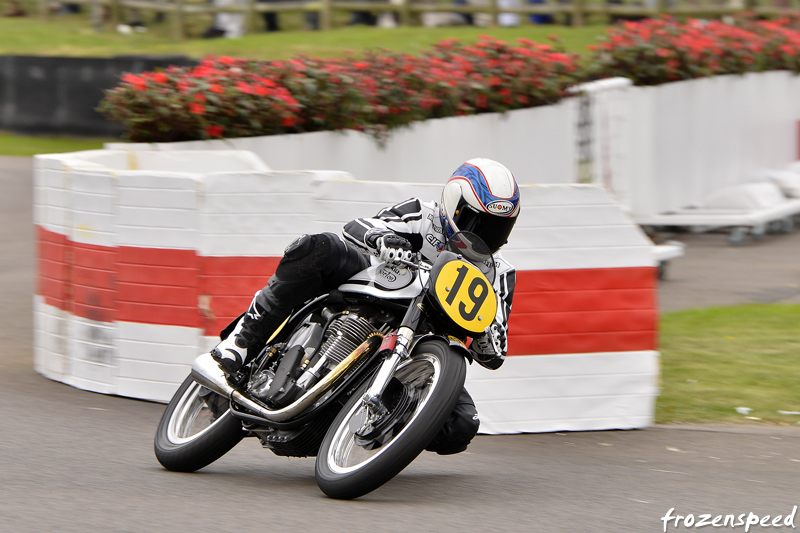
<box><xmin>0</xmin><ymin>132</ymin><xmax>110</xmax><ymax>157</ymax></box>
<box><xmin>0</xmin><ymin>15</ymin><xmax>608</xmax><ymax>59</ymax></box>
<box><xmin>657</xmin><ymin>304</ymin><xmax>800</xmax><ymax>426</ymax></box>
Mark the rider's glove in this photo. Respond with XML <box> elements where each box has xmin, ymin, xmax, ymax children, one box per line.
<box><xmin>472</xmin><ymin>322</ymin><xmax>506</xmax><ymax>370</ymax></box>
<box><xmin>369</xmin><ymin>233</ymin><xmax>413</xmax><ymax>265</ymax></box>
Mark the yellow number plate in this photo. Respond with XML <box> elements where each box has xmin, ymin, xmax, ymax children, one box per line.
<box><xmin>433</xmin><ymin>260</ymin><xmax>497</xmax><ymax>334</ymax></box>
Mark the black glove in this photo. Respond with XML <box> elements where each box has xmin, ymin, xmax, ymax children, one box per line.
<box><xmin>368</xmin><ymin>232</ymin><xmax>413</xmax><ymax>264</ymax></box>
<box><xmin>472</xmin><ymin>322</ymin><xmax>506</xmax><ymax>370</ymax></box>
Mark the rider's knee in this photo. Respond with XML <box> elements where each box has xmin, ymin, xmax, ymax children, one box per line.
<box><xmin>426</xmin><ymin>389</ymin><xmax>480</xmax><ymax>455</ymax></box>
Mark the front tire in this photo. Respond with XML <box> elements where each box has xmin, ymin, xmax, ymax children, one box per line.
<box><xmin>155</xmin><ymin>375</ymin><xmax>245</xmax><ymax>472</ymax></box>
<box><xmin>315</xmin><ymin>339</ymin><xmax>466</xmax><ymax>499</ymax></box>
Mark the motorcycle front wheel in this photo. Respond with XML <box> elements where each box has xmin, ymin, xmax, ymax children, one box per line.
<box><xmin>315</xmin><ymin>339</ymin><xmax>466</xmax><ymax>499</ymax></box>
<box><xmin>154</xmin><ymin>375</ymin><xmax>245</xmax><ymax>472</ymax></box>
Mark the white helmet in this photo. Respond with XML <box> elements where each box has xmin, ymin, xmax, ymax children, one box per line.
<box><xmin>439</xmin><ymin>158</ymin><xmax>520</xmax><ymax>254</ymax></box>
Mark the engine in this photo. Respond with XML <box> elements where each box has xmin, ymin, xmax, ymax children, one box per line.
<box><xmin>247</xmin><ymin>309</ymin><xmax>379</xmax><ymax>409</ymax></box>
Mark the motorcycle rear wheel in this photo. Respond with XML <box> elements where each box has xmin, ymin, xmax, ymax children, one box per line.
<box><xmin>315</xmin><ymin>339</ymin><xmax>466</xmax><ymax>499</ymax></box>
<box><xmin>155</xmin><ymin>375</ymin><xmax>245</xmax><ymax>472</ymax></box>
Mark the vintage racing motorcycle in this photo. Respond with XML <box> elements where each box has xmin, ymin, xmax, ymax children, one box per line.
<box><xmin>154</xmin><ymin>232</ymin><xmax>500</xmax><ymax>499</ymax></box>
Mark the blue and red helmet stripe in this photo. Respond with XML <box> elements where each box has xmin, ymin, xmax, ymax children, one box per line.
<box><xmin>449</xmin><ymin>163</ymin><xmax>520</xmax><ymax>213</ymax></box>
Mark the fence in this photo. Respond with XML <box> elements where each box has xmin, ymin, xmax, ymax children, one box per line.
<box><xmin>13</xmin><ymin>0</ymin><xmax>800</xmax><ymax>38</ymax></box>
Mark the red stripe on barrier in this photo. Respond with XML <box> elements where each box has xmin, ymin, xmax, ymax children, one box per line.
<box><xmin>37</xmin><ymin>226</ymin><xmax>71</xmax><ymax>309</ymax></box>
<box><xmin>117</xmin><ymin>246</ymin><xmax>200</xmax><ymax>329</ymax></box>
<box><xmin>509</xmin><ymin>331</ymin><xmax>658</xmax><ymax>355</ymax></box>
<box><xmin>506</xmin><ymin>268</ymin><xmax>658</xmax><ymax>356</ymax></box>
<box><xmin>511</xmin><ymin>288</ymin><xmax>656</xmax><ymax>313</ymax></box>
<box><xmin>36</xmin><ymin>226</ymin><xmax>658</xmax><ymax>355</ymax></box>
<box><xmin>515</xmin><ymin>267</ymin><xmax>655</xmax><ymax>291</ymax></box>
<box><xmin>199</xmin><ymin>257</ymin><xmax>279</xmax><ymax>334</ymax></box>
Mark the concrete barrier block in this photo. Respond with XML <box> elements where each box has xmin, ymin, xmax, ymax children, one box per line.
<box><xmin>65</xmin><ymin>315</ymin><xmax>117</xmax><ymax>394</ymax></box>
<box><xmin>519</xmin><ymin>183</ymin><xmax>615</xmax><ymax>207</ymax></box>
<box><xmin>132</xmin><ymin>150</ymin><xmax>270</xmax><ymax>173</ymax></box>
<box><xmin>511</xmin><ymin>225</ymin><xmax>649</xmax><ymax>250</ymax></box>
<box><xmin>116</xmin><ymin>378</ymin><xmax>184</xmax><ymax>403</ymax></box>
<box><xmin>516</xmin><ymin>204</ymin><xmax>631</xmax><ymax>228</ymax></box>
<box><xmin>33</xmin><ymin>297</ymin><xmax>71</xmax><ymax>381</ymax></box>
<box><xmin>467</xmin><ymin>351</ymin><xmax>658</xmax><ymax>434</ymax></box>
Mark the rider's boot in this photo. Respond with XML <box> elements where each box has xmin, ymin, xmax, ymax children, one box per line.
<box><xmin>211</xmin><ymin>292</ymin><xmax>287</xmax><ymax>374</ymax></box>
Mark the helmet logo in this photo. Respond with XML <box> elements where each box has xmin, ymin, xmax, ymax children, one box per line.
<box><xmin>486</xmin><ymin>200</ymin><xmax>515</xmax><ymax>215</ymax></box>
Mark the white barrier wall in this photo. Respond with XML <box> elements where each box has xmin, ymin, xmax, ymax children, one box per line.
<box><xmin>34</xmin><ymin>150</ymin><xmax>659</xmax><ymax>434</ymax></box>
<box><xmin>107</xmin><ymin>101</ymin><xmax>579</xmax><ymax>186</ymax></box>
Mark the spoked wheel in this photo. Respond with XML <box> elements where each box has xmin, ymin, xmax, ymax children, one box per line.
<box><xmin>315</xmin><ymin>339</ymin><xmax>466</xmax><ymax>499</ymax></box>
<box><xmin>155</xmin><ymin>375</ymin><xmax>245</xmax><ymax>473</ymax></box>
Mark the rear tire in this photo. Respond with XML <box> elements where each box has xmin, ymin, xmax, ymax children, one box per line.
<box><xmin>315</xmin><ymin>339</ymin><xmax>466</xmax><ymax>499</ymax></box>
<box><xmin>155</xmin><ymin>375</ymin><xmax>245</xmax><ymax>472</ymax></box>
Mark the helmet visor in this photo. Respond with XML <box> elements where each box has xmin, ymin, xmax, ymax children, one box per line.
<box><xmin>452</xmin><ymin>202</ymin><xmax>516</xmax><ymax>254</ymax></box>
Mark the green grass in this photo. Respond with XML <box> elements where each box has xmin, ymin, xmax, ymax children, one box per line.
<box><xmin>657</xmin><ymin>304</ymin><xmax>800</xmax><ymax>426</ymax></box>
<box><xmin>0</xmin><ymin>131</ymin><xmax>109</xmax><ymax>156</ymax></box>
<box><xmin>0</xmin><ymin>14</ymin><xmax>609</xmax><ymax>59</ymax></box>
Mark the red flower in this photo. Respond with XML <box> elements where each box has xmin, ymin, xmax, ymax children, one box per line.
<box><xmin>206</xmin><ymin>125</ymin><xmax>225</xmax><ymax>137</ymax></box>
<box><xmin>194</xmin><ymin>93</ymin><xmax>207</xmax><ymax>103</ymax></box>
<box><xmin>146</xmin><ymin>72</ymin><xmax>168</xmax><ymax>84</ymax></box>
<box><xmin>209</xmin><ymin>84</ymin><xmax>224</xmax><ymax>94</ymax></box>
<box><xmin>282</xmin><ymin>116</ymin><xmax>296</xmax><ymax>127</ymax></box>
<box><xmin>236</xmin><ymin>81</ymin><xmax>254</xmax><ymax>95</ymax></box>
<box><xmin>122</xmin><ymin>73</ymin><xmax>147</xmax><ymax>91</ymax></box>
<box><xmin>189</xmin><ymin>103</ymin><xmax>205</xmax><ymax>114</ymax></box>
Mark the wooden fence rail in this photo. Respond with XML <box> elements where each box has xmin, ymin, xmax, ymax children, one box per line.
<box><xmin>15</xmin><ymin>0</ymin><xmax>800</xmax><ymax>39</ymax></box>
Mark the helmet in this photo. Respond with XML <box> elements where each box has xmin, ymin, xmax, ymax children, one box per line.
<box><xmin>440</xmin><ymin>158</ymin><xmax>520</xmax><ymax>254</ymax></box>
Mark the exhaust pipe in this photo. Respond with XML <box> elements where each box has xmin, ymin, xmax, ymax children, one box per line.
<box><xmin>191</xmin><ymin>334</ymin><xmax>382</xmax><ymax>423</ymax></box>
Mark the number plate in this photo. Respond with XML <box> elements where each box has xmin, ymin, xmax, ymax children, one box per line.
<box><xmin>433</xmin><ymin>260</ymin><xmax>497</xmax><ymax>334</ymax></box>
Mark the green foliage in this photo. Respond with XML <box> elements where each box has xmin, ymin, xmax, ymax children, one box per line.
<box><xmin>657</xmin><ymin>305</ymin><xmax>800</xmax><ymax>425</ymax></box>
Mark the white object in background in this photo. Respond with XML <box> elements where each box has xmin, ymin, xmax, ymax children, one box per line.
<box><xmin>773</xmin><ymin>165</ymin><xmax>800</xmax><ymax>198</ymax></box>
<box><xmin>701</xmin><ymin>182</ymin><xmax>786</xmax><ymax>210</ymax></box>
<box><xmin>214</xmin><ymin>0</ymin><xmax>246</xmax><ymax>38</ymax></box>
<box><xmin>498</xmin><ymin>0</ymin><xmax>520</xmax><ymax>26</ymax></box>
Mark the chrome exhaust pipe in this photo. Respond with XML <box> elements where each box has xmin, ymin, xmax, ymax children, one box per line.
<box><xmin>191</xmin><ymin>334</ymin><xmax>382</xmax><ymax>423</ymax></box>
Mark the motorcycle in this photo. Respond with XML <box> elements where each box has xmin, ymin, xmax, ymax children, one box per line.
<box><xmin>154</xmin><ymin>231</ymin><xmax>500</xmax><ymax>499</ymax></box>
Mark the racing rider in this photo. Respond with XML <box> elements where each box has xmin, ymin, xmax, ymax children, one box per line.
<box><xmin>212</xmin><ymin>158</ymin><xmax>520</xmax><ymax>455</ymax></box>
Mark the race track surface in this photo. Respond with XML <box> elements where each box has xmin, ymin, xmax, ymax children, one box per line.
<box><xmin>2</xmin><ymin>156</ymin><xmax>799</xmax><ymax>532</ymax></box>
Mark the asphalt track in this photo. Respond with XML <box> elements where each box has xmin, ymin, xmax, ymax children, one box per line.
<box><xmin>2</xmin><ymin>156</ymin><xmax>799</xmax><ymax>533</ymax></box>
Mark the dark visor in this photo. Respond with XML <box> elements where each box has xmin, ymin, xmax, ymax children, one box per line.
<box><xmin>452</xmin><ymin>201</ymin><xmax>515</xmax><ymax>254</ymax></box>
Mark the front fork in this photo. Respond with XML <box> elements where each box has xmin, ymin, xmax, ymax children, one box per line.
<box><xmin>361</xmin><ymin>292</ymin><xmax>425</xmax><ymax>417</ymax></box>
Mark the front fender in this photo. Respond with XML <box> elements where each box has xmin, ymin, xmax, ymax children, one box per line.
<box><xmin>411</xmin><ymin>333</ymin><xmax>473</xmax><ymax>364</ymax></box>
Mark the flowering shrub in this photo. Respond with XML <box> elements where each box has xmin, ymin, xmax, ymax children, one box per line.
<box><xmin>584</xmin><ymin>15</ymin><xmax>800</xmax><ymax>85</ymax></box>
<box><xmin>98</xmin><ymin>36</ymin><xmax>579</xmax><ymax>142</ymax></box>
